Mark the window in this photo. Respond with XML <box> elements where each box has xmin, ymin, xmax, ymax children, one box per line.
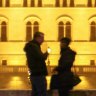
<box><xmin>58</xmin><ymin>21</ymin><xmax>64</xmax><ymax>41</ymax></box>
<box><xmin>55</xmin><ymin>0</ymin><xmax>60</xmax><ymax>7</ymax></box>
<box><xmin>26</xmin><ymin>21</ymin><xmax>32</xmax><ymax>41</ymax></box>
<box><xmin>70</xmin><ymin>0</ymin><xmax>74</xmax><ymax>7</ymax></box>
<box><xmin>31</xmin><ymin>0</ymin><xmax>35</xmax><ymax>7</ymax></box>
<box><xmin>2</xmin><ymin>60</ymin><xmax>7</xmax><ymax>66</ymax></box>
<box><xmin>38</xmin><ymin>0</ymin><xmax>42</xmax><ymax>7</ymax></box>
<box><xmin>65</xmin><ymin>21</ymin><xmax>71</xmax><ymax>39</ymax></box>
<box><xmin>63</xmin><ymin>0</ymin><xmax>67</xmax><ymax>7</ymax></box>
<box><xmin>87</xmin><ymin>0</ymin><xmax>92</xmax><ymax>7</ymax></box>
<box><xmin>58</xmin><ymin>21</ymin><xmax>72</xmax><ymax>41</ymax></box>
<box><xmin>90</xmin><ymin>60</ymin><xmax>95</xmax><ymax>66</ymax></box>
<box><xmin>95</xmin><ymin>0</ymin><xmax>96</xmax><ymax>7</ymax></box>
<box><xmin>90</xmin><ymin>21</ymin><xmax>96</xmax><ymax>41</ymax></box>
<box><xmin>26</xmin><ymin>21</ymin><xmax>39</xmax><ymax>41</ymax></box>
<box><xmin>33</xmin><ymin>21</ymin><xmax>39</xmax><ymax>35</ymax></box>
<box><xmin>62</xmin><ymin>0</ymin><xmax>74</xmax><ymax>7</ymax></box>
<box><xmin>1</xmin><ymin>21</ymin><xmax>7</xmax><ymax>42</ymax></box>
<box><xmin>0</xmin><ymin>0</ymin><xmax>2</xmax><ymax>7</ymax></box>
<box><xmin>23</xmin><ymin>0</ymin><xmax>27</xmax><ymax>7</ymax></box>
<box><xmin>5</xmin><ymin>0</ymin><xmax>10</xmax><ymax>7</ymax></box>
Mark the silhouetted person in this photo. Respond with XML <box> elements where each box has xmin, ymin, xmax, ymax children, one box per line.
<box><xmin>53</xmin><ymin>37</ymin><xmax>76</xmax><ymax>96</ymax></box>
<box><xmin>24</xmin><ymin>32</ymin><xmax>49</xmax><ymax>96</ymax></box>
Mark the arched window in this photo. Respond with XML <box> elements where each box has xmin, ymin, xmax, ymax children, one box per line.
<box><xmin>1</xmin><ymin>21</ymin><xmax>7</xmax><ymax>42</ymax></box>
<box><xmin>63</xmin><ymin>0</ymin><xmax>67</xmax><ymax>7</ymax></box>
<box><xmin>33</xmin><ymin>21</ymin><xmax>39</xmax><ymax>35</ymax></box>
<box><xmin>23</xmin><ymin>0</ymin><xmax>27</xmax><ymax>7</ymax></box>
<box><xmin>0</xmin><ymin>0</ymin><xmax>2</xmax><ymax>7</ymax></box>
<box><xmin>70</xmin><ymin>0</ymin><xmax>74</xmax><ymax>7</ymax></box>
<box><xmin>26</xmin><ymin>21</ymin><xmax>32</xmax><ymax>41</ymax></box>
<box><xmin>87</xmin><ymin>0</ymin><xmax>92</xmax><ymax>7</ymax></box>
<box><xmin>58</xmin><ymin>21</ymin><xmax>64</xmax><ymax>41</ymax></box>
<box><xmin>38</xmin><ymin>0</ymin><xmax>42</xmax><ymax>7</ymax></box>
<box><xmin>31</xmin><ymin>0</ymin><xmax>35</xmax><ymax>7</ymax></box>
<box><xmin>55</xmin><ymin>0</ymin><xmax>60</xmax><ymax>7</ymax></box>
<box><xmin>65</xmin><ymin>21</ymin><xmax>71</xmax><ymax>39</ymax></box>
<box><xmin>6</xmin><ymin>0</ymin><xmax>10</xmax><ymax>7</ymax></box>
<box><xmin>90</xmin><ymin>21</ymin><xmax>96</xmax><ymax>41</ymax></box>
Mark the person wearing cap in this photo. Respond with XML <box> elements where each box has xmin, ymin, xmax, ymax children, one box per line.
<box><xmin>24</xmin><ymin>31</ymin><xmax>49</xmax><ymax>96</ymax></box>
<box><xmin>53</xmin><ymin>37</ymin><xmax>76</xmax><ymax>96</ymax></box>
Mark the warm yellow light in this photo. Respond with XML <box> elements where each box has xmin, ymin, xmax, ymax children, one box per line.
<box><xmin>46</xmin><ymin>76</ymin><xmax>51</xmax><ymax>90</ymax></box>
<box><xmin>47</xmin><ymin>47</ymin><xmax>51</xmax><ymax>54</ymax></box>
<box><xmin>74</xmin><ymin>76</ymin><xmax>91</xmax><ymax>90</ymax></box>
<box><xmin>11</xmin><ymin>0</ymin><xmax>21</xmax><ymax>4</ymax></box>
<box><xmin>7</xmin><ymin>76</ymin><xmax>23</xmax><ymax>89</ymax></box>
<box><xmin>11</xmin><ymin>76</ymin><xmax>21</xmax><ymax>81</ymax></box>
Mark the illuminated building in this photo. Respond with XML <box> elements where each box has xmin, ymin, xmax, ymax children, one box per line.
<box><xmin>0</xmin><ymin>0</ymin><xmax>96</xmax><ymax>67</ymax></box>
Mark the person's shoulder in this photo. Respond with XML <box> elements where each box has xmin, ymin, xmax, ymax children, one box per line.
<box><xmin>24</xmin><ymin>41</ymin><xmax>39</xmax><ymax>52</ymax></box>
<box><xmin>25</xmin><ymin>41</ymin><xmax>32</xmax><ymax>47</ymax></box>
<box><xmin>28</xmin><ymin>41</ymin><xmax>40</xmax><ymax>50</ymax></box>
<box><xmin>27</xmin><ymin>41</ymin><xmax>38</xmax><ymax>49</ymax></box>
<box><xmin>69</xmin><ymin>48</ymin><xmax>76</xmax><ymax>55</ymax></box>
<box><xmin>24</xmin><ymin>41</ymin><xmax>30</xmax><ymax>51</ymax></box>
<box><xmin>71</xmin><ymin>49</ymin><xmax>76</xmax><ymax>55</ymax></box>
<box><xmin>24</xmin><ymin>41</ymin><xmax>35</xmax><ymax>51</ymax></box>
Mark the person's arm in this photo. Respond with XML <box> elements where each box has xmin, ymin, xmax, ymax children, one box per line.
<box><xmin>29</xmin><ymin>43</ymin><xmax>49</xmax><ymax>60</ymax></box>
<box><xmin>55</xmin><ymin>51</ymin><xmax>76</xmax><ymax>72</ymax></box>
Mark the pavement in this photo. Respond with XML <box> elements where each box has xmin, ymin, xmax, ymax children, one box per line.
<box><xmin>0</xmin><ymin>73</ymin><xmax>96</xmax><ymax>90</ymax></box>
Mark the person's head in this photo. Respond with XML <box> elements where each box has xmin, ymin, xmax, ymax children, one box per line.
<box><xmin>60</xmin><ymin>37</ymin><xmax>71</xmax><ymax>48</ymax></box>
<box><xmin>33</xmin><ymin>31</ymin><xmax>44</xmax><ymax>44</ymax></box>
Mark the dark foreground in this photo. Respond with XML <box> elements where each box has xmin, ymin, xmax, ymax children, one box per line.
<box><xmin>0</xmin><ymin>73</ymin><xmax>96</xmax><ymax>96</ymax></box>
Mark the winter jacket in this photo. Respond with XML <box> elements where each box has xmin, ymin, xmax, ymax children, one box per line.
<box><xmin>24</xmin><ymin>40</ymin><xmax>48</xmax><ymax>76</ymax></box>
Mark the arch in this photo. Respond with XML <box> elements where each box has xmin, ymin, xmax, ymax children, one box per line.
<box><xmin>24</xmin><ymin>16</ymin><xmax>41</xmax><ymax>41</ymax></box>
<box><xmin>0</xmin><ymin>15</ymin><xmax>8</xmax><ymax>21</ymax></box>
<box><xmin>1</xmin><ymin>21</ymin><xmax>7</xmax><ymax>42</ymax></box>
<box><xmin>91</xmin><ymin>21</ymin><xmax>96</xmax><ymax>25</ymax></box>
<box><xmin>56</xmin><ymin>15</ymin><xmax>73</xmax><ymax>21</ymax></box>
<box><xmin>58</xmin><ymin>21</ymin><xmax>64</xmax><ymax>41</ymax></box>
<box><xmin>88</xmin><ymin>15</ymin><xmax>96</xmax><ymax>21</ymax></box>
<box><xmin>26</xmin><ymin>21</ymin><xmax>32</xmax><ymax>41</ymax></box>
<box><xmin>24</xmin><ymin>15</ymin><xmax>41</xmax><ymax>22</ymax></box>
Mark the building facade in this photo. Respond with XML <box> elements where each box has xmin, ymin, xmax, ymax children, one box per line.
<box><xmin>0</xmin><ymin>0</ymin><xmax>96</xmax><ymax>66</ymax></box>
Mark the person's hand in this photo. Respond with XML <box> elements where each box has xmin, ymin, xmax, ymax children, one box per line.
<box><xmin>52</xmin><ymin>67</ymin><xmax>58</xmax><ymax>74</ymax></box>
<box><xmin>45</xmin><ymin>51</ymin><xmax>49</xmax><ymax>56</ymax></box>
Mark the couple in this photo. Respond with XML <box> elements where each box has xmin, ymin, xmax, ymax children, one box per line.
<box><xmin>24</xmin><ymin>31</ymin><xmax>76</xmax><ymax>96</ymax></box>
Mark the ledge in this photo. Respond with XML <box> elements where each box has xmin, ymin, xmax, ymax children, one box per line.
<box><xmin>0</xmin><ymin>89</ymin><xmax>96</xmax><ymax>96</ymax></box>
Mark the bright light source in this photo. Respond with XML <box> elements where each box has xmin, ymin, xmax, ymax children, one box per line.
<box><xmin>47</xmin><ymin>47</ymin><xmax>51</xmax><ymax>53</ymax></box>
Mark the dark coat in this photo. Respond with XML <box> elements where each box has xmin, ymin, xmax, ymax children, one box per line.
<box><xmin>56</xmin><ymin>47</ymin><xmax>76</xmax><ymax>73</ymax></box>
<box><xmin>24</xmin><ymin>40</ymin><xmax>48</xmax><ymax>76</ymax></box>
<box><xmin>56</xmin><ymin>47</ymin><xmax>76</xmax><ymax>89</ymax></box>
